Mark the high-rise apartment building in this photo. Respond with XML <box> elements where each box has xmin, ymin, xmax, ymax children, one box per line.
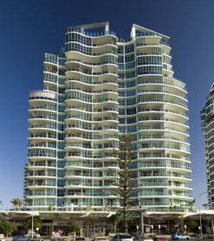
<box><xmin>201</xmin><ymin>83</ymin><xmax>214</xmax><ymax>208</ymax></box>
<box><xmin>24</xmin><ymin>22</ymin><xmax>192</xmax><ymax>212</ymax></box>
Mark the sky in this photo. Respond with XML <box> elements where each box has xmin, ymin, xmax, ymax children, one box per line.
<box><xmin>0</xmin><ymin>0</ymin><xmax>213</xmax><ymax>209</ymax></box>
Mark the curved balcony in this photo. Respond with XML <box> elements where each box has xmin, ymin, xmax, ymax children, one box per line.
<box><xmin>138</xmin><ymin>125</ymin><xmax>189</xmax><ymax>137</ymax></box>
<box><xmin>138</xmin><ymin>144</ymin><xmax>190</xmax><ymax>155</ymax></box>
<box><xmin>66</xmin><ymin>59</ymin><xmax>118</xmax><ymax>70</ymax></box>
<box><xmin>138</xmin><ymin>174</ymin><xmax>191</xmax><ymax>182</ymax></box>
<box><xmin>26</xmin><ymin>185</ymin><xmax>56</xmax><ymax>189</ymax></box>
<box><xmin>25</xmin><ymin>195</ymin><xmax>56</xmax><ymax>199</ymax></box>
<box><xmin>138</xmin><ymin>108</ymin><xmax>188</xmax><ymax>120</ymax></box>
<box><xmin>65</xmin><ymin>49</ymin><xmax>118</xmax><ymax>60</ymax></box>
<box><xmin>28</xmin><ymin>114</ymin><xmax>57</xmax><ymax>122</ymax></box>
<box><xmin>66</xmin><ymin>78</ymin><xmax>118</xmax><ymax>88</ymax></box>
<box><xmin>138</xmin><ymin>119</ymin><xmax>189</xmax><ymax>129</ymax></box>
<box><xmin>137</xmin><ymin>76</ymin><xmax>186</xmax><ymax>91</ymax></box>
<box><xmin>66</xmin><ymin>68</ymin><xmax>118</xmax><ymax>82</ymax></box>
<box><xmin>137</xmin><ymin>85</ymin><xmax>186</xmax><ymax>98</ymax></box>
<box><xmin>29</xmin><ymin>123</ymin><xmax>57</xmax><ymax>131</ymax></box>
<box><xmin>29</xmin><ymin>90</ymin><xmax>57</xmax><ymax>101</ymax></box>
<box><xmin>137</xmin><ymin>164</ymin><xmax>191</xmax><ymax>174</ymax></box>
<box><xmin>27</xmin><ymin>165</ymin><xmax>56</xmax><ymax>171</ymax></box>
<box><xmin>66</xmin><ymin>69</ymin><xmax>118</xmax><ymax>79</ymax></box>
<box><xmin>65</xmin><ymin>89</ymin><xmax>118</xmax><ymax>99</ymax></box>
<box><xmin>136</xmin><ymin>45</ymin><xmax>162</xmax><ymax>54</ymax></box>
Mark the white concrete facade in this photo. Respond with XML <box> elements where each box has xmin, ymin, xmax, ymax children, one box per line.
<box><xmin>24</xmin><ymin>22</ymin><xmax>192</xmax><ymax>213</ymax></box>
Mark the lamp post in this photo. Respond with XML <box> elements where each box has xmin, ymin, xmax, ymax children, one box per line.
<box><xmin>138</xmin><ymin>199</ymin><xmax>144</xmax><ymax>235</ymax></box>
<box><xmin>198</xmin><ymin>191</ymin><xmax>207</xmax><ymax>237</ymax></box>
<box><xmin>184</xmin><ymin>224</ymin><xmax>187</xmax><ymax>234</ymax></box>
<box><xmin>151</xmin><ymin>225</ymin><xmax>154</xmax><ymax>234</ymax></box>
<box><xmin>31</xmin><ymin>199</ymin><xmax>34</xmax><ymax>239</ymax></box>
<box><xmin>158</xmin><ymin>225</ymin><xmax>161</xmax><ymax>235</ymax></box>
<box><xmin>139</xmin><ymin>207</ymin><xmax>144</xmax><ymax>234</ymax></box>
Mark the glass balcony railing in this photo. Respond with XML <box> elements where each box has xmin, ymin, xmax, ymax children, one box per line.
<box><xmin>138</xmin><ymin>97</ymin><xmax>187</xmax><ymax>108</ymax></box>
<box><xmin>30</xmin><ymin>124</ymin><xmax>56</xmax><ymax>129</ymax></box>
<box><xmin>138</xmin><ymin>134</ymin><xmax>187</xmax><ymax>142</ymax></box>
<box><xmin>139</xmin><ymin>143</ymin><xmax>190</xmax><ymax>152</ymax></box>
<box><xmin>138</xmin><ymin>107</ymin><xmax>188</xmax><ymax>117</ymax></box>
<box><xmin>138</xmin><ymin>117</ymin><xmax>188</xmax><ymax>126</ymax></box>
<box><xmin>138</xmin><ymin>125</ymin><xmax>189</xmax><ymax>134</ymax></box>
<box><xmin>30</xmin><ymin>105</ymin><xmax>57</xmax><ymax>111</ymax></box>
<box><xmin>29</xmin><ymin>114</ymin><xmax>57</xmax><ymax>120</ymax></box>
<box><xmin>137</xmin><ymin>77</ymin><xmax>185</xmax><ymax>89</ymax></box>
<box><xmin>29</xmin><ymin>133</ymin><xmax>56</xmax><ymax>139</ymax></box>
<box><xmin>139</xmin><ymin>153</ymin><xmax>190</xmax><ymax>161</ymax></box>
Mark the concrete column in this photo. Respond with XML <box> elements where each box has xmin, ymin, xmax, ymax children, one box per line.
<box><xmin>140</xmin><ymin>211</ymin><xmax>144</xmax><ymax>234</ymax></box>
<box><xmin>105</xmin><ymin>23</ymin><xmax>109</xmax><ymax>34</ymax></box>
<box><xmin>211</xmin><ymin>219</ymin><xmax>214</xmax><ymax>235</ymax></box>
<box><xmin>131</xmin><ymin>26</ymin><xmax>136</xmax><ymax>39</ymax></box>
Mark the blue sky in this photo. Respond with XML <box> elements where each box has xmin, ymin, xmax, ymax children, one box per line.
<box><xmin>0</xmin><ymin>0</ymin><xmax>213</xmax><ymax>209</ymax></box>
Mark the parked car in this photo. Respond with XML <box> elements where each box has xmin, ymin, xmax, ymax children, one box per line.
<box><xmin>153</xmin><ymin>236</ymin><xmax>169</xmax><ymax>241</ymax></box>
<box><xmin>134</xmin><ymin>235</ymin><xmax>144</xmax><ymax>241</ymax></box>
<box><xmin>12</xmin><ymin>237</ymin><xmax>39</xmax><ymax>241</ymax></box>
<box><xmin>171</xmin><ymin>233</ymin><xmax>190</xmax><ymax>240</ymax></box>
<box><xmin>112</xmin><ymin>233</ymin><xmax>133</xmax><ymax>241</ymax></box>
<box><xmin>13</xmin><ymin>236</ymin><xmax>32</xmax><ymax>241</ymax></box>
<box><xmin>74</xmin><ymin>237</ymin><xmax>87</xmax><ymax>241</ymax></box>
<box><xmin>0</xmin><ymin>234</ymin><xmax>5</xmax><ymax>241</ymax></box>
<box><xmin>134</xmin><ymin>234</ymin><xmax>153</xmax><ymax>241</ymax></box>
<box><xmin>93</xmin><ymin>237</ymin><xmax>108</xmax><ymax>241</ymax></box>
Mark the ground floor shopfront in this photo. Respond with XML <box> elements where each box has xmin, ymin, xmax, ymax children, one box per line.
<box><xmin>0</xmin><ymin>210</ymin><xmax>214</xmax><ymax>237</ymax></box>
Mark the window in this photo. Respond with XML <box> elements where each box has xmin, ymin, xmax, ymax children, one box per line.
<box><xmin>127</xmin><ymin>108</ymin><xmax>136</xmax><ymax>115</ymax></box>
<box><xmin>118</xmin><ymin>82</ymin><xmax>125</xmax><ymax>88</ymax></box>
<box><xmin>138</xmin><ymin>66</ymin><xmax>162</xmax><ymax>75</ymax></box>
<box><xmin>138</xmin><ymin>56</ymin><xmax>162</xmax><ymax>65</ymax></box>
<box><xmin>119</xmin><ymin>118</ymin><xmax>125</xmax><ymax>124</ymax></box>
<box><xmin>127</xmin><ymin>117</ymin><xmax>136</xmax><ymax>123</ymax></box>
<box><xmin>127</xmin><ymin>98</ymin><xmax>136</xmax><ymax>105</ymax></box>
<box><xmin>126</xmin><ymin>71</ymin><xmax>136</xmax><ymax>78</ymax></box>
<box><xmin>125</xmin><ymin>44</ymin><xmax>134</xmax><ymax>53</ymax></box>
<box><xmin>127</xmin><ymin>89</ymin><xmax>136</xmax><ymax>96</ymax></box>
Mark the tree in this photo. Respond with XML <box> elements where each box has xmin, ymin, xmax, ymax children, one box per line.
<box><xmin>48</xmin><ymin>205</ymin><xmax>53</xmax><ymax>211</ymax></box>
<box><xmin>185</xmin><ymin>199</ymin><xmax>196</xmax><ymax>212</ymax></box>
<box><xmin>108</xmin><ymin>213</ymin><xmax>121</xmax><ymax>233</ymax></box>
<box><xmin>10</xmin><ymin>198</ymin><xmax>23</xmax><ymax>210</ymax></box>
<box><xmin>67</xmin><ymin>218</ymin><xmax>80</xmax><ymax>234</ymax></box>
<box><xmin>184</xmin><ymin>219</ymin><xmax>198</xmax><ymax>232</ymax></box>
<box><xmin>115</xmin><ymin>133</ymin><xmax>134</xmax><ymax>233</ymax></box>
<box><xmin>0</xmin><ymin>221</ymin><xmax>16</xmax><ymax>237</ymax></box>
<box><xmin>0</xmin><ymin>201</ymin><xmax>3</xmax><ymax>210</ymax></box>
<box><xmin>23</xmin><ymin>217</ymin><xmax>42</xmax><ymax>231</ymax></box>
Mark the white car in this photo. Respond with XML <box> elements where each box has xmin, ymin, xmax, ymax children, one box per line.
<box><xmin>112</xmin><ymin>234</ymin><xmax>133</xmax><ymax>241</ymax></box>
<box><xmin>0</xmin><ymin>234</ymin><xmax>5</xmax><ymax>241</ymax></box>
<box><xmin>174</xmin><ymin>234</ymin><xmax>190</xmax><ymax>240</ymax></box>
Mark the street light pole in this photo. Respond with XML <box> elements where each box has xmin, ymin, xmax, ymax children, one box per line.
<box><xmin>138</xmin><ymin>199</ymin><xmax>144</xmax><ymax>235</ymax></box>
<box><xmin>198</xmin><ymin>191</ymin><xmax>207</xmax><ymax>237</ymax></box>
<box><xmin>31</xmin><ymin>199</ymin><xmax>34</xmax><ymax>239</ymax></box>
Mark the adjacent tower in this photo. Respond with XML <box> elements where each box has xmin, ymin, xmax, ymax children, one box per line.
<box><xmin>24</xmin><ymin>22</ymin><xmax>192</xmax><ymax>212</ymax></box>
<box><xmin>201</xmin><ymin>83</ymin><xmax>214</xmax><ymax>208</ymax></box>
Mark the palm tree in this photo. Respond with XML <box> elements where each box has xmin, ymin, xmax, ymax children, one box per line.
<box><xmin>10</xmin><ymin>198</ymin><xmax>23</xmax><ymax>211</ymax></box>
<box><xmin>186</xmin><ymin>199</ymin><xmax>196</xmax><ymax>212</ymax></box>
